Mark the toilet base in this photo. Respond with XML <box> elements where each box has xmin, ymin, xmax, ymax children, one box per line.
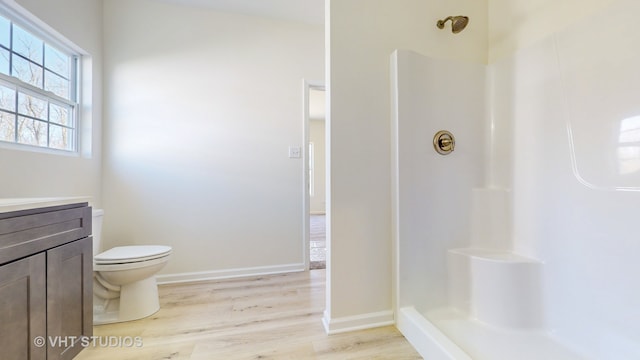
<box><xmin>94</xmin><ymin>277</ymin><xmax>161</xmax><ymax>325</ymax></box>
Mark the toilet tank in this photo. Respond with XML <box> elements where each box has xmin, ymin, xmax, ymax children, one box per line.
<box><xmin>92</xmin><ymin>209</ymin><xmax>104</xmax><ymax>256</ymax></box>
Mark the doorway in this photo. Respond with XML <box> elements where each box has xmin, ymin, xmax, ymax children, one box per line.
<box><xmin>304</xmin><ymin>82</ymin><xmax>326</xmax><ymax>270</ymax></box>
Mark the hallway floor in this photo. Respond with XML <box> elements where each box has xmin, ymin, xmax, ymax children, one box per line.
<box><xmin>310</xmin><ymin>214</ymin><xmax>326</xmax><ymax>269</ymax></box>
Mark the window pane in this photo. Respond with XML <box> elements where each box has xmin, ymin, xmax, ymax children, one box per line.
<box><xmin>0</xmin><ymin>84</ymin><xmax>15</xmax><ymax>111</ymax></box>
<box><xmin>18</xmin><ymin>92</ymin><xmax>47</xmax><ymax>120</ymax></box>
<box><xmin>12</xmin><ymin>55</ymin><xmax>42</xmax><ymax>88</ymax></box>
<box><xmin>0</xmin><ymin>18</ymin><xmax>78</xmax><ymax>152</ymax></box>
<box><xmin>17</xmin><ymin>116</ymin><xmax>46</xmax><ymax>146</ymax></box>
<box><xmin>50</xmin><ymin>103</ymin><xmax>71</xmax><ymax>126</ymax></box>
<box><xmin>0</xmin><ymin>110</ymin><xmax>15</xmax><ymax>142</ymax></box>
<box><xmin>49</xmin><ymin>124</ymin><xmax>72</xmax><ymax>150</ymax></box>
<box><xmin>45</xmin><ymin>70</ymin><xmax>69</xmax><ymax>99</ymax></box>
<box><xmin>0</xmin><ymin>16</ymin><xmax>9</xmax><ymax>48</ymax></box>
<box><xmin>0</xmin><ymin>48</ymin><xmax>8</xmax><ymax>75</ymax></box>
<box><xmin>12</xmin><ymin>25</ymin><xmax>43</xmax><ymax>64</ymax></box>
<box><xmin>44</xmin><ymin>44</ymin><xmax>69</xmax><ymax>78</ymax></box>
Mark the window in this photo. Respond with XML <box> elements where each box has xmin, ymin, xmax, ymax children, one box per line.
<box><xmin>0</xmin><ymin>13</ymin><xmax>78</xmax><ymax>152</ymax></box>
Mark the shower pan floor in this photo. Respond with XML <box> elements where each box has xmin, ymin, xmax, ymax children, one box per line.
<box><xmin>399</xmin><ymin>307</ymin><xmax>587</xmax><ymax>360</ymax></box>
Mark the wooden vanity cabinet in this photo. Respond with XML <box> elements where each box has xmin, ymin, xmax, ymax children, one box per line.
<box><xmin>0</xmin><ymin>203</ymin><xmax>92</xmax><ymax>360</ymax></box>
<box><xmin>0</xmin><ymin>252</ymin><xmax>46</xmax><ymax>359</ymax></box>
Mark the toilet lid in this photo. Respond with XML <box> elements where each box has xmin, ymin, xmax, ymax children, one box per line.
<box><xmin>95</xmin><ymin>245</ymin><xmax>172</xmax><ymax>264</ymax></box>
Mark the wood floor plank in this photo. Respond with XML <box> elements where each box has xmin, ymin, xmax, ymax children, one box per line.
<box><xmin>75</xmin><ymin>270</ymin><xmax>421</xmax><ymax>359</ymax></box>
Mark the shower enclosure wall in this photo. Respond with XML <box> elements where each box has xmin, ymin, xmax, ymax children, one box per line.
<box><xmin>392</xmin><ymin>2</ymin><xmax>640</xmax><ymax>358</ymax></box>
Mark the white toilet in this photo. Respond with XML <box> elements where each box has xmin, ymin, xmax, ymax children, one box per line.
<box><xmin>92</xmin><ymin>209</ymin><xmax>172</xmax><ymax>325</ymax></box>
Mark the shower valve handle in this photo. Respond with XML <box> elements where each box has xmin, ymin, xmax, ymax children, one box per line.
<box><xmin>439</xmin><ymin>137</ymin><xmax>453</xmax><ymax>148</ymax></box>
<box><xmin>433</xmin><ymin>130</ymin><xmax>455</xmax><ymax>155</ymax></box>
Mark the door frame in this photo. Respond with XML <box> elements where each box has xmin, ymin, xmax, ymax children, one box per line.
<box><xmin>303</xmin><ymin>80</ymin><xmax>325</xmax><ymax>270</ymax></box>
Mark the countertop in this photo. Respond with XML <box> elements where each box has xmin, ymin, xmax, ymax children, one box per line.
<box><xmin>0</xmin><ymin>197</ymin><xmax>91</xmax><ymax>213</ymax></box>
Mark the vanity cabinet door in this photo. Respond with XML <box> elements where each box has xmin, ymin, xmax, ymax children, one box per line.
<box><xmin>47</xmin><ymin>237</ymin><xmax>93</xmax><ymax>360</ymax></box>
<box><xmin>0</xmin><ymin>253</ymin><xmax>46</xmax><ymax>360</ymax></box>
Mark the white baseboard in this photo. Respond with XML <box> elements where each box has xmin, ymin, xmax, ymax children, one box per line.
<box><xmin>322</xmin><ymin>309</ymin><xmax>395</xmax><ymax>334</ymax></box>
<box><xmin>155</xmin><ymin>263</ymin><xmax>306</xmax><ymax>285</ymax></box>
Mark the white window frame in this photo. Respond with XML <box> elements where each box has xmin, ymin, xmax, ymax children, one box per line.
<box><xmin>0</xmin><ymin>3</ymin><xmax>81</xmax><ymax>154</ymax></box>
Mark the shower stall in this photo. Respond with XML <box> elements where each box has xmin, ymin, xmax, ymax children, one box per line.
<box><xmin>391</xmin><ymin>2</ymin><xmax>640</xmax><ymax>358</ymax></box>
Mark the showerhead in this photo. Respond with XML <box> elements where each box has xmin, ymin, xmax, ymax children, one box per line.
<box><xmin>436</xmin><ymin>16</ymin><xmax>469</xmax><ymax>34</ymax></box>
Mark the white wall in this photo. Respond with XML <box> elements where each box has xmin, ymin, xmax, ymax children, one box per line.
<box><xmin>393</xmin><ymin>50</ymin><xmax>486</xmax><ymax>312</ymax></box>
<box><xmin>0</xmin><ymin>0</ymin><xmax>102</xmax><ymax>204</ymax></box>
<box><xmin>309</xmin><ymin>118</ymin><xmax>326</xmax><ymax>214</ymax></box>
<box><xmin>102</xmin><ymin>0</ymin><xmax>324</xmax><ymax>277</ymax></box>
<box><xmin>490</xmin><ymin>0</ymin><xmax>640</xmax><ymax>356</ymax></box>
<box><xmin>488</xmin><ymin>0</ymin><xmax>617</xmax><ymax>63</ymax></box>
<box><xmin>486</xmin><ymin>0</ymin><xmax>619</xmax><ymax>190</ymax></box>
<box><xmin>326</xmin><ymin>0</ymin><xmax>487</xmax><ymax>330</ymax></box>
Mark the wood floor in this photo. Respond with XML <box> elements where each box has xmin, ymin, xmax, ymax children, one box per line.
<box><xmin>75</xmin><ymin>270</ymin><xmax>421</xmax><ymax>359</ymax></box>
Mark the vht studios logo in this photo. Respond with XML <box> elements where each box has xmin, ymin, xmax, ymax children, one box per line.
<box><xmin>33</xmin><ymin>336</ymin><xmax>143</xmax><ymax>348</ymax></box>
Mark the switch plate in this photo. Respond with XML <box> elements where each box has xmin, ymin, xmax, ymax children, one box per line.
<box><xmin>288</xmin><ymin>146</ymin><xmax>301</xmax><ymax>158</ymax></box>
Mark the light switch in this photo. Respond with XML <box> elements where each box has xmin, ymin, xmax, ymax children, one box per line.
<box><xmin>288</xmin><ymin>146</ymin><xmax>301</xmax><ymax>158</ymax></box>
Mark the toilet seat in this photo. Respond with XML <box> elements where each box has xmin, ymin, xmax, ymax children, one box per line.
<box><xmin>93</xmin><ymin>254</ymin><xmax>171</xmax><ymax>272</ymax></box>
<box><xmin>95</xmin><ymin>245</ymin><xmax>172</xmax><ymax>265</ymax></box>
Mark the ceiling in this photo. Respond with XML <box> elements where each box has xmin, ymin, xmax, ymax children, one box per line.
<box><xmin>156</xmin><ymin>0</ymin><xmax>324</xmax><ymax>25</ymax></box>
